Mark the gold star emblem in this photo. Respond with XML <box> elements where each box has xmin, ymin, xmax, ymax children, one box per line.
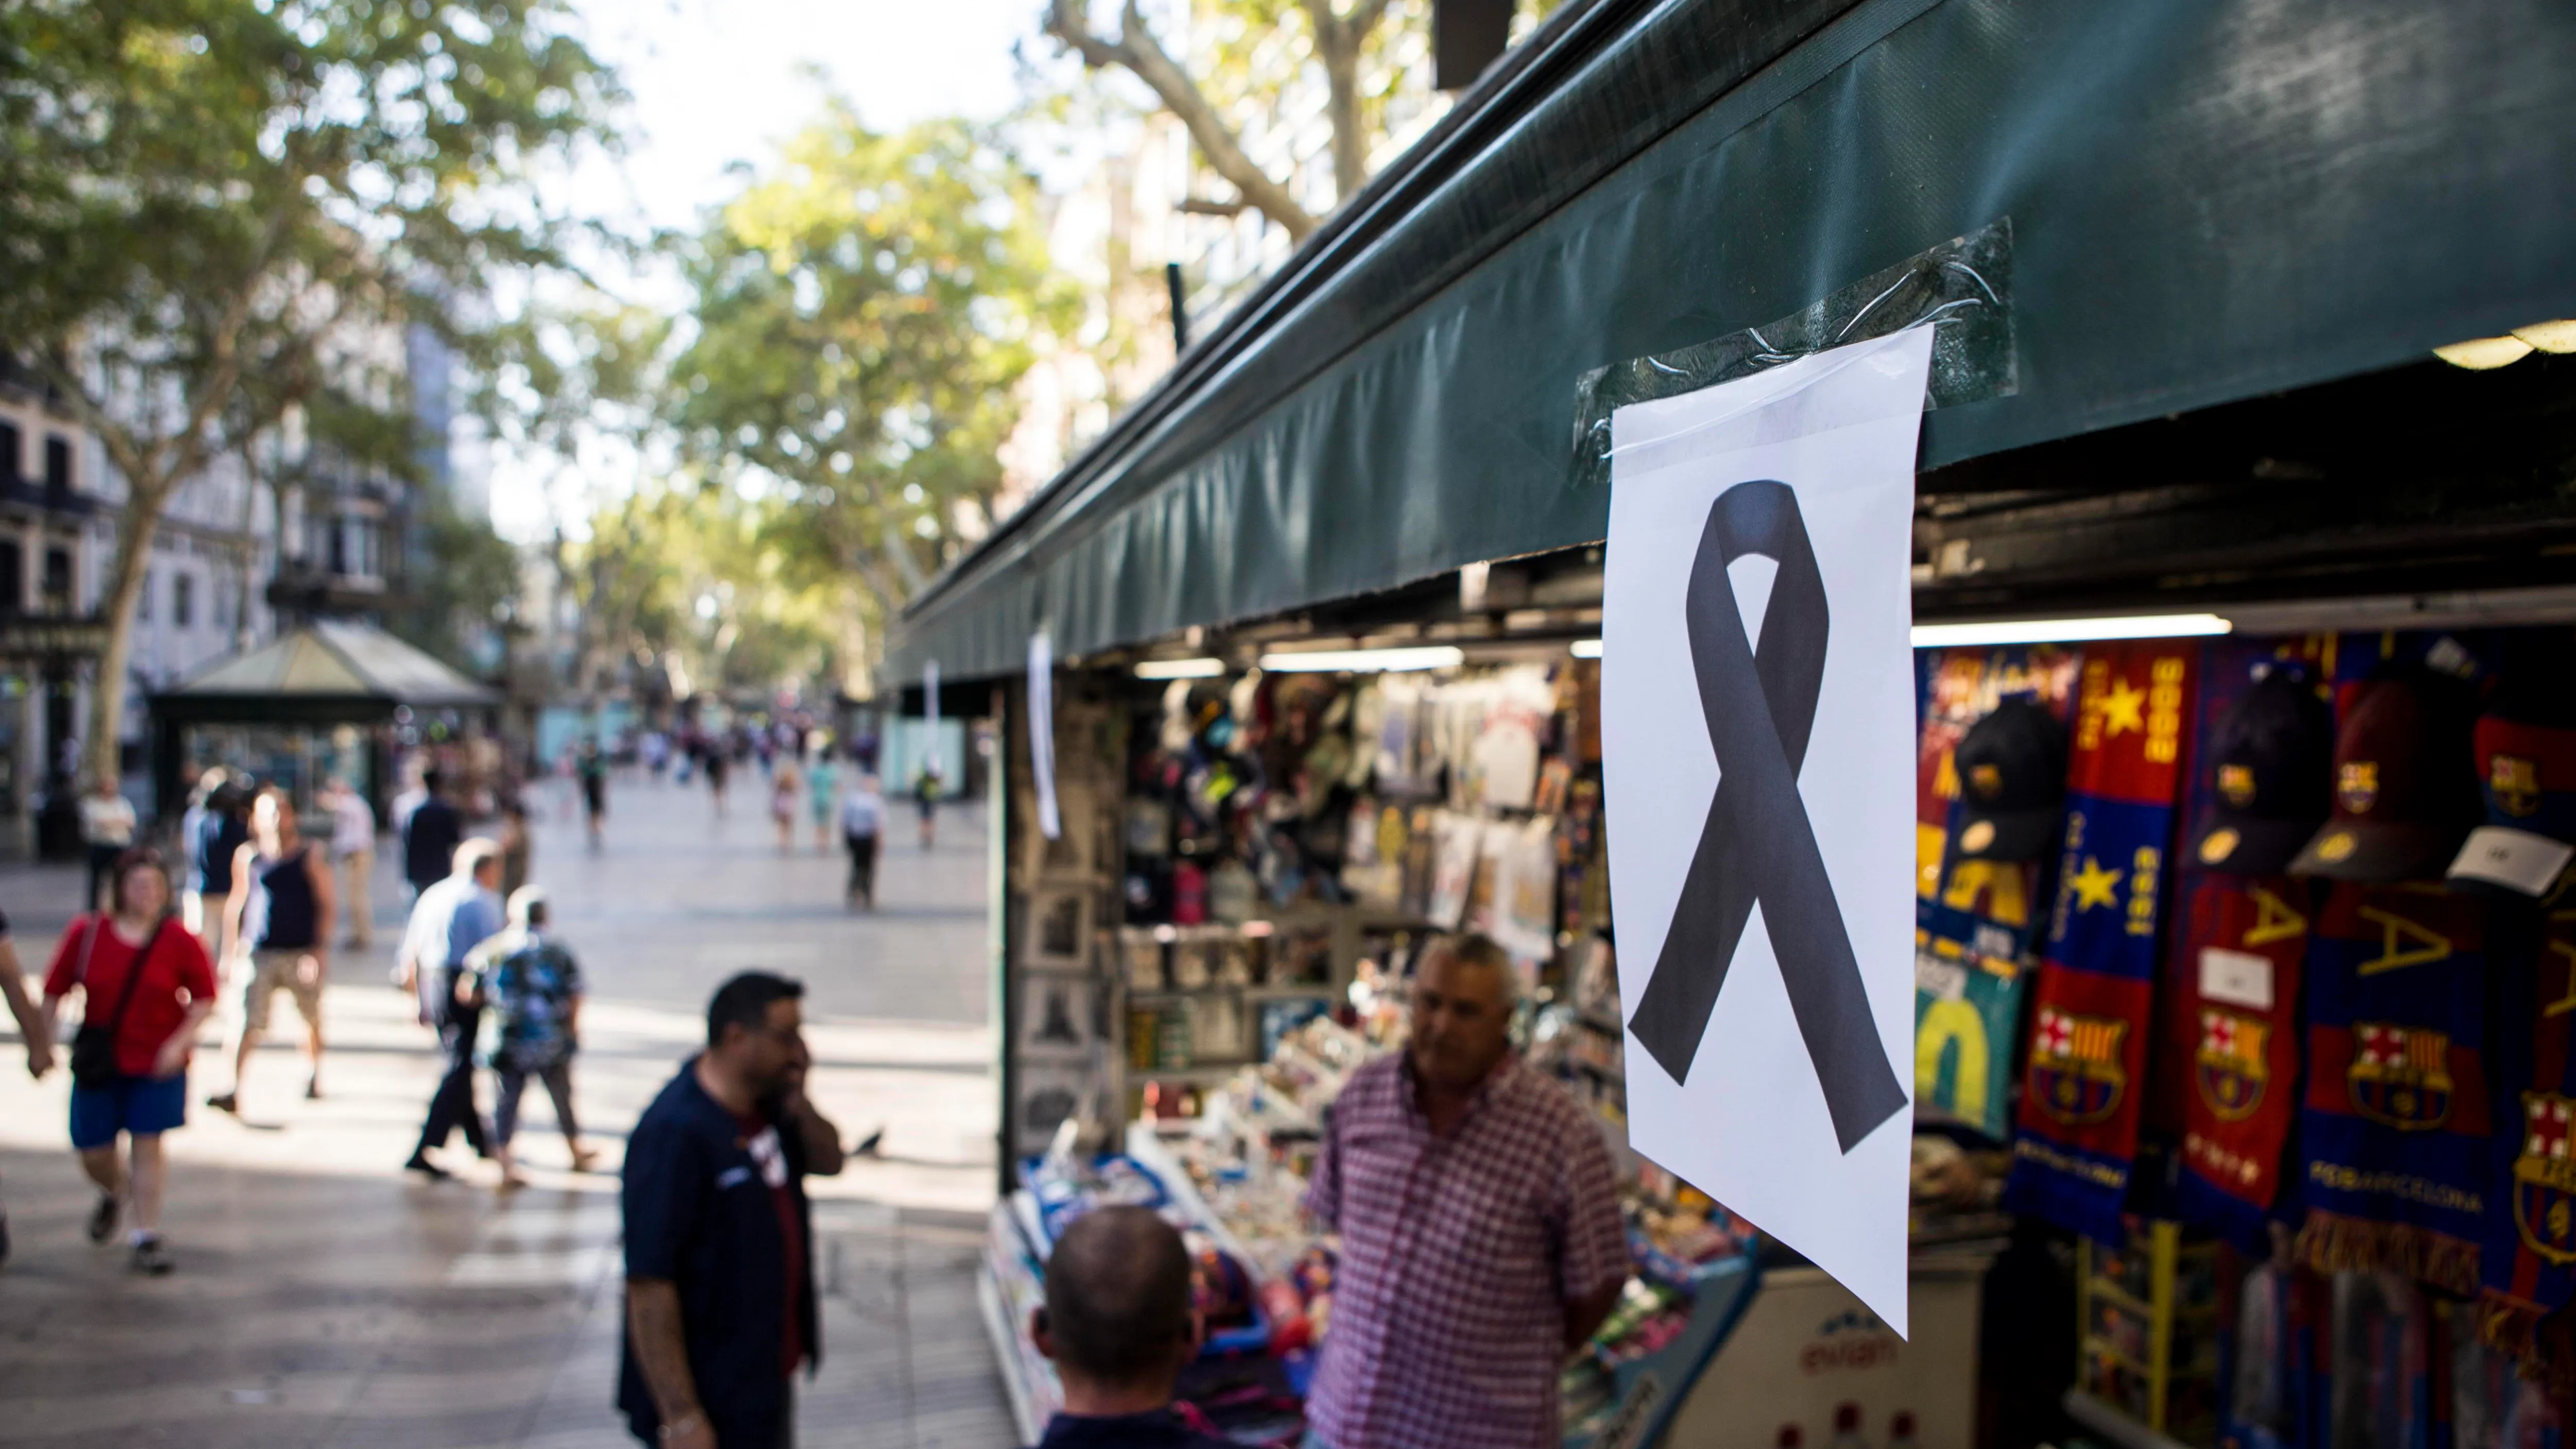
<box><xmin>2069</xmin><ymin>856</ymin><xmax>2124</xmax><ymax>911</ymax></box>
<box><xmin>2098</xmin><ymin>677</ymin><xmax>2148</xmax><ymax>737</ymax></box>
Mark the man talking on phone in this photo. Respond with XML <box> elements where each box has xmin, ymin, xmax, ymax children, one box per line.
<box><xmin>619</xmin><ymin>971</ymin><xmax>844</xmax><ymax>1449</ymax></box>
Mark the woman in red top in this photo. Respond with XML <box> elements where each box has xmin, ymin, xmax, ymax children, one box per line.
<box><xmin>39</xmin><ymin>848</ymin><xmax>218</xmax><ymax>1276</ymax></box>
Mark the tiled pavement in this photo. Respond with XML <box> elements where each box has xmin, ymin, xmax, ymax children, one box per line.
<box><xmin>0</xmin><ymin>772</ymin><xmax>1017</xmax><ymax>1448</ymax></box>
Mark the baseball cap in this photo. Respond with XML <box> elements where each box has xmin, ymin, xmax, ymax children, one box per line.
<box><xmin>2186</xmin><ymin>669</ymin><xmax>2333</xmax><ymax>875</ymax></box>
<box><xmin>2288</xmin><ymin>667</ymin><xmax>2479</xmax><ymax>881</ymax></box>
<box><xmin>2447</xmin><ymin>661</ymin><xmax>2576</xmax><ymax>897</ymax></box>
<box><xmin>1947</xmin><ymin>696</ymin><xmax>2069</xmax><ymax>863</ymax></box>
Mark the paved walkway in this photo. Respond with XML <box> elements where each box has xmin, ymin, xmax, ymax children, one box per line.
<box><xmin>0</xmin><ymin>772</ymin><xmax>1015</xmax><ymax>1448</ymax></box>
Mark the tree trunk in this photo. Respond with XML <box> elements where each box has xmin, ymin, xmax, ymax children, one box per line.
<box><xmin>86</xmin><ymin>478</ymin><xmax>174</xmax><ymax>790</ymax></box>
<box><xmin>1315</xmin><ymin>13</ymin><xmax>1368</xmax><ymax>201</ymax></box>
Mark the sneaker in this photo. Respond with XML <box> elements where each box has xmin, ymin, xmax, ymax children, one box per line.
<box><xmin>304</xmin><ymin>1078</ymin><xmax>323</xmax><ymax>1101</ymax></box>
<box><xmin>205</xmin><ymin>1091</ymin><xmax>240</xmax><ymax>1115</ymax></box>
<box><xmin>129</xmin><ymin>1236</ymin><xmax>174</xmax><ymax>1276</ymax></box>
<box><xmin>402</xmin><ymin>1154</ymin><xmax>453</xmax><ymax>1182</ymax></box>
<box><xmin>86</xmin><ymin>1192</ymin><xmax>121</xmax><ymax>1243</ymax></box>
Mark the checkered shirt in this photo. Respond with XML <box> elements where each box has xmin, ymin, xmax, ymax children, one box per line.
<box><xmin>1302</xmin><ymin>1052</ymin><xmax>1630</xmax><ymax>1449</ymax></box>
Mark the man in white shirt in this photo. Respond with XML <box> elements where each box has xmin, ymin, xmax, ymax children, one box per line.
<box><xmin>840</xmin><ymin>775</ymin><xmax>885</xmax><ymax>909</ymax></box>
<box><xmin>78</xmin><ymin>775</ymin><xmax>137</xmax><ymax>914</ymax></box>
<box><xmin>323</xmin><ymin>778</ymin><xmax>377</xmax><ymax>949</ymax></box>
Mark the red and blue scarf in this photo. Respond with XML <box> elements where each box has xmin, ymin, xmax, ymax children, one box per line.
<box><xmin>2295</xmin><ymin>883</ymin><xmax>2493</xmax><ymax>1296</ymax></box>
<box><xmin>2482</xmin><ymin>905</ymin><xmax>2576</xmax><ymax>1371</ymax></box>
<box><xmin>2004</xmin><ymin>641</ymin><xmax>2199</xmax><ymax>1242</ymax></box>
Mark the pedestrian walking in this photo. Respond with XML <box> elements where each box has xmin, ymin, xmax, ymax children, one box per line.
<box><xmin>619</xmin><ymin>971</ymin><xmax>845</xmax><ymax>1449</ymax></box>
<box><xmin>40</xmin><ymin>848</ymin><xmax>218</xmax><ymax>1275</ymax></box>
<box><xmin>209</xmin><ymin>786</ymin><xmax>336</xmax><ymax>1114</ymax></box>
<box><xmin>579</xmin><ymin>738</ymin><xmax>609</xmax><ymax>850</ymax></box>
<box><xmin>804</xmin><ymin>747</ymin><xmax>838</xmax><ymax>854</ymax></box>
<box><xmin>396</xmin><ymin>839</ymin><xmax>507</xmax><ymax>1180</ymax></box>
<box><xmin>79</xmin><ymin>774</ymin><xmax>137</xmax><ymax>913</ymax></box>
<box><xmin>498</xmin><ymin>796</ymin><xmax>533</xmax><ymax>898</ymax></box>
<box><xmin>770</xmin><ymin>755</ymin><xmax>801</xmax><ymax>854</ymax></box>
<box><xmin>0</xmin><ymin>907</ymin><xmax>59</xmax><ymax>1267</ymax></box>
<box><xmin>1299</xmin><ymin>933</ymin><xmax>1630</xmax><ymax>1449</ymax></box>
<box><xmin>323</xmin><ymin>777</ymin><xmax>377</xmax><ymax>949</ymax></box>
<box><xmin>841</xmin><ymin>775</ymin><xmax>884</xmax><ymax>909</ymax></box>
<box><xmin>182</xmin><ymin>772</ymin><xmax>249</xmax><ymax>955</ymax></box>
<box><xmin>463</xmin><ymin>887</ymin><xmax>598</xmax><ymax>1191</ymax></box>
<box><xmin>704</xmin><ymin>739</ymin><xmax>730</xmax><ymax>819</ymax></box>
<box><xmin>1029</xmin><ymin>1205</ymin><xmax>1235</xmax><ymax>1449</ymax></box>
<box><xmin>400</xmin><ymin>769</ymin><xmax>465</xmax><ymax>908</ymax></box>
<box><xmin>914</xmin><ymin>766</ymin><xmax>940</xmax><ymax>851</ymax></box>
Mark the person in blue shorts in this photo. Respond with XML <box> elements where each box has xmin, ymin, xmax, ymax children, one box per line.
<box><xmin>39</xmin><ymin>848</ymin><xmax>218</xmax><ymax>1275</ymax></box>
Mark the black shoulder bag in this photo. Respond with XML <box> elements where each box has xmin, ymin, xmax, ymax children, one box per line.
<box><xmin>70</xmin><ymin>917</ymin><xmax>167</xmax><ymax>1088</ymax></box>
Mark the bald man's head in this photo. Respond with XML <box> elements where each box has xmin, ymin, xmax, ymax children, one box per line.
<box><xmin>1037</xmin><ymin>1205</ymin><xmax>1197</xmax><ymax>1392</ymax></box>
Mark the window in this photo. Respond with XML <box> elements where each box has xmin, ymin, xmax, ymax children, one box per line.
<box><xmin>213</xmin><ymin>571</ymin><xmax>232</xmax><ymax>629</ymax></box>
<box><xmin>173</xmin><ymin>572</ymin><xmax>193</xmax><ymax>628</ymax></box>
<box><xmin>0</xmin><ymin>421</ymin><xmax>19</xmax><ymax>486</ymax></box>
<box><xmin>137</xmin><ymin>567</ymin><xmax>152</xmax><ymax>622</ymax></box>
<box><xmin>43</xmin><ymin>547</ymin><xmax>71</xmax><ymax>609</ymax></box>
<box><xmin>0</xmin><ymin>540</ymin><xmax>21</xmax><ymax>613</ymax></box>
<box><xmin>42</xmin><ymin>436</ymin><xmax>71</xmax><ymax>494</ymax></box>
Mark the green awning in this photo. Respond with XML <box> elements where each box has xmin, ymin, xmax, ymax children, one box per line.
<box><xmin>889</xmin><ymin>0</ymin><xmax>2576</xmax><ymax>683</ymax></box>
<box><xmin>154</xmin><ymin>620</ymin><xmax>499</xmax><ymax>722</ymax></box>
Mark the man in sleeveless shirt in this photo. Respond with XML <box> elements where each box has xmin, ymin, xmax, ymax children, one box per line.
<box><xmin>209</xmin><ymin>786</ymin><xmax>336</xmax><ymax>1116</ymax></box>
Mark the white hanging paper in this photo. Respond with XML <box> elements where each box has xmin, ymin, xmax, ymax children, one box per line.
<box><xmin>1603</xmin><ymin>328</ymin><xmax>1933</xmax><ymax>1334</ymax></box>
<box><xmin>1028</xmin><ymin>630</ymin><xmax>1061</xmax><ymax>840</ymax></box>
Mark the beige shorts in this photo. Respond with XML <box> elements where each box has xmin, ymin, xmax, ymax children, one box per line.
<box><xmin>242</xmin><ymin>947</ymin><xmax>324</xmax><ymax>1034</ymax></box>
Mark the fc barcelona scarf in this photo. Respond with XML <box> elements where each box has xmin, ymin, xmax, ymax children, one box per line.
<box><xmin>2005</xmin><ymin>642</ymin><xmax>2199</xmax><ymax>1242</ymax></box>
<box><xmin>2296</xmin><ymin>882</ymin><xmax>2494</xmax><ymax>1296</ymax></box>
<box><xmin>2171</xmin><ymin>873</ymin><xmax>2311</xmax><ymax>1252</ymax></box>
<box><xmin>2481</xmin><ymin>906</ymin><xmax>2576</xmax><ymax>1366</ymax></box>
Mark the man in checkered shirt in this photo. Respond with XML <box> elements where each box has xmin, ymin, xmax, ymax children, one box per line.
<box><xmin>1301</xmin><ymin>934</ymin><xmax>1631</xmax><ymax>1449</ymax></box>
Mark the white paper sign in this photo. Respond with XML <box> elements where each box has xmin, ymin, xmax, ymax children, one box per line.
<box><xmin>2198</xmin><ymin>947</ymin><xmax>2276</xmax><ymax>1011</ymax></box>
<box><xmin>1028</xmin><ymin>632</ymin><xmax>1061</xmax><ymax>840</ymax></box>
<box><xmin>1604</xmin><ymin>328</ymin><xmax>1933</xmax><ymax>1334</ymax></box>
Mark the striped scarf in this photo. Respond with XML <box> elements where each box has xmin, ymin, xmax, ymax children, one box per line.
<box><xmin>2295</xmin><ymin>883</ymin><xmax>2494</xmax><ymax>1296</ymax></box>
<box><xmin>2003</xmin><ymin>641</ymin><xmax>2199</xmax><ymax>1242</ymax></box>
<box><xmin>2481</xmin><ymin>905</ymin><xmax>2576</xmax><ymax>1373</ymax></box>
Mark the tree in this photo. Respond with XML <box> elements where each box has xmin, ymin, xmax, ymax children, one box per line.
<box><xmin>1041</xmin><ymin>0</ymin><xmax>1428</xmax><ymax>241</ymax></box>
<box><xmin>0</xmin><ymin>1</ymin><xmax>618</xmax><ymax>785</ymax></box>
<box><xmin>668</xmin><ymin>109</ymin><xmax>1066</xmax><ymax>651</ymax></box>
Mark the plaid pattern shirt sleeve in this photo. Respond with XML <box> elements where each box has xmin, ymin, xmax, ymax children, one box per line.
<box><xmin>1553</xmin><ymin>1113</ymin><xmax>1631</xmax><ymax>1303</ymax></box>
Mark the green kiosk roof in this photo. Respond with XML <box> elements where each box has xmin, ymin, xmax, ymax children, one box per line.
<box><xmin>888</xmin><ymin>0</ymin><xmax>2576</xmax><ymax>683</ymax></box>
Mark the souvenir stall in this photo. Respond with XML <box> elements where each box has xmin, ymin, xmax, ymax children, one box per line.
<box><xmin>882</xmin><ymin>1</ymin><xmax>2576</xmax><ymax>1446</ymax></box>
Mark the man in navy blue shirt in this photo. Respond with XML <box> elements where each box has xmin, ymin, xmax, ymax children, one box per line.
<box><xmin>620</xmin><ymin>972</ymin><xmax>845</xmax><ymax>1449</ymax></box>
<box><xmin>1030</xmin><ymin>1206</ymin><xmax>1233</xmax><ymax>1449</ymax></box>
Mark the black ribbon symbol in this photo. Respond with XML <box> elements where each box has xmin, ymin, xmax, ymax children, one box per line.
<box><xmin>1626</xmin><ymin>481</ymin><xmax>1908</xmax><ymax>1154</ymax></box>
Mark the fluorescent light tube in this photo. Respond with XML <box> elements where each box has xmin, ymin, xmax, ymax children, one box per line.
<box><xmin>1259</xmin><ymin>645</ymin><xmax>1465</xmax><ymax>673</ymax></box>
<box><xmin>1133</xmin><ymin>657</ymin><xmax>1225</xmax><ymax>679</ymax></box>
<box><xmin>1569</xmin><ymin>639</ymin><xmax>1603</xmax><ymax>658</ymax></box>
<box><xmin>1910</xmin><ymin>613</ymin><xmax>2231</xmax><ymax>647</ymax></box>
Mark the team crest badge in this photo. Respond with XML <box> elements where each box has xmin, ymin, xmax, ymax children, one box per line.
<box><xmin>1970</xmin><ymin>763</ymin><xmax>2004</xmax><ymax>800</ymax></box>
<box><xmin>2348</xmin><ymin>1022</ymin><xmax>2454</xmax><ymax>1130</ymax></box>
<box><xmin>2219</xmin><ymin>763</ymin><xmax>2258</xmax><ymax>809</ymax></box>
<box><xmin>2492</xmin><ymin>754</ymin><xmax>2543</xmax><ymax>817</ymax></box>
<box><xmin>2195</xmin><ymin>1009</ymin><xmax>2268</xmax><ymax>1121</ymax></box>
<box><xmin>2515</xmin><ymin>1093</ymin><xmax>2576</xmax><ymax>1266</ymax></box>
<box><xmin>2338</xmin><ymin>761</ymin><xmax>2381</xmax><ymax>814</ymax></box>
<box><xmin>2030</xmin><ymin>1007</ymin><xmax>2127</xmax><ymax>1125</ymax></box>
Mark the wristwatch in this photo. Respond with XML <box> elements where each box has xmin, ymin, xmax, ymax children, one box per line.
<box><xmin>657</xmin><ymin>1412</ymin><xmax>705</xmax><ymax>1442</ymax></box>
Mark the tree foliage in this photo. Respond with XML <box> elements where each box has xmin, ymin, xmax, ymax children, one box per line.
<box><xmin>667</xmin><ymin>109</ymin><xmax>1066</xmax><ymax>621</ymax></box>
<box><xmin>1042</xmin><ymin>0</ymin><xmax>1432</xmax><ymax>240</ymax></box>
<box><xmin>0</xmin><ymin>0</ymin><xmax>618</xmax><ymax>780</ymax></box>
